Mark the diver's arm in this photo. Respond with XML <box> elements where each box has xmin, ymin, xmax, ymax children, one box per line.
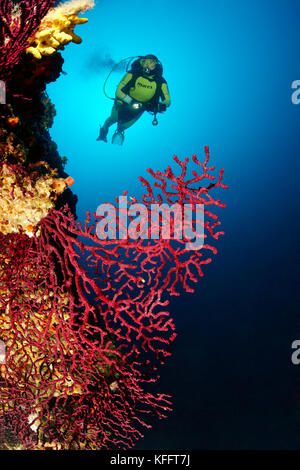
<box><xmin>161</xmin><ymin>82</ymin><xmax>171</xmax><ymax>107</ymax></box>
<box><xmin>116</xmin><ymin>73</ymin><xmax>134</xmax><ymax>103</ymax></box>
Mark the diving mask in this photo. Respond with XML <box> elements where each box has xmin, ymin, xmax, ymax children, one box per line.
<box><xmin>141</xmin><ymin>58</ymin><xmax>157</xmax><ymax>75</ymax></box>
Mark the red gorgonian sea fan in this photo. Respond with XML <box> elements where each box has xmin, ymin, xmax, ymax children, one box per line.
<box><xmin>0</xmin><ymin>147</ymin><xmax>227</xmax><ymax>449</ymax></box>
<box><xmin>0</xmin><ymin>0</ymin><xmax>55</xmax><ymax>82</ymax></box>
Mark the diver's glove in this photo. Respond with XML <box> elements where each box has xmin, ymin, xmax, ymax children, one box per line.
<box><xmin>158</xmin><ymin>103</ymin><xmax>167</xmax><ymax>113</ymax></box>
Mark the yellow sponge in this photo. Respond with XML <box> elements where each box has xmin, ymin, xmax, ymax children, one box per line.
<box><xmin>26</xmin><ymin>0</ymin><xmax>95</xmax><ymax>60</ymax></box>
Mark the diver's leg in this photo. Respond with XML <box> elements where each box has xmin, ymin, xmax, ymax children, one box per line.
<box><xmin>110</xmin><ymin>103</ymin><xmax>144</xmax><ymax>144</ymax></box>
<box><xmin>96</xmin><ymin>103</ymin><xmax>119</xmax><ymax>141</ymax></box>
<box><xmin>116</xmin><ymin>106</ymin><xmax>144</xmax><ymax>133</ymax></box>
<box><xmin>112</xmin><ymin>112</ymin><xmax>144</xmax><ymax>145</ymax></box>
<box><xmin>121</xmin><ymin>111</ymin><xmax>144</xmax><ymax>130</ymax></box>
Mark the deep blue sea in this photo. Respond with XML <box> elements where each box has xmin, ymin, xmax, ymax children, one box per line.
<box><xmin>47</xmin><ymin>0</ymin><xmax>300</xmax><ymax>449</ymax></box>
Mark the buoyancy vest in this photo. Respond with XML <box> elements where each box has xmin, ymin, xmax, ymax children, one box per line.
<box><xmin>122</xmin><ymin>59</ymin><xmax>166</xmax><ymax>108</ymax></box>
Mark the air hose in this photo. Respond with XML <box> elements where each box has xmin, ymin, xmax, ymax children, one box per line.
<box><xmin>103</xmin><ymin>56</ymin><xmax>141</xmax><ymax>100</ymax></box>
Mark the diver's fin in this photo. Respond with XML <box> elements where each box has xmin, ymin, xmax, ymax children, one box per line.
<box><xmin>112</xmin><ymin>130</ymin><xmax>125</xmax><ymax>146</ymax></box>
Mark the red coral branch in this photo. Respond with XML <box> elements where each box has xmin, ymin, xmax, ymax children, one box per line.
<box><xmin>0</xmin><ymin>148</ymin><xmax>227</xmax><ymax>449</ymax></box>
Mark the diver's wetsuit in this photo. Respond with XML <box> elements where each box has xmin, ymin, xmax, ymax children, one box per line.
<box><xmin>101</xmin><ymin>99</ymin><xmax>144</xmax><ymax>133</ymax></box>
<box><xmin>101</xmin><ymin>59</ymin><xmax>171</xmax><ymax>135</ymax></box>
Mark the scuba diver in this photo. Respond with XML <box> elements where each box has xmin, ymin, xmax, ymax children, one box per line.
<box><xmin>96</xmin><ymin>54</ymin><xmax>171</xmax><ymax>145</ymax></box>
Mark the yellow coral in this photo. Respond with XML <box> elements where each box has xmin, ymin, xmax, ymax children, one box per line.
<box><xmin>26</xmin><ymin>0</ymin><xmax>95</xmax><ymax>60</ymax></box>
<box><xmin>0</xmin><ymin>164</ymin><xmax>72</xmax><ymax>237</ymax></box>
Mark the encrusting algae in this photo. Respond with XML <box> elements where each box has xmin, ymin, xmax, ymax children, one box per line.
<box><xmin>0</xmin><ymin>162</ymin><xmax>74</xmax><ymax>237</ymax></box>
